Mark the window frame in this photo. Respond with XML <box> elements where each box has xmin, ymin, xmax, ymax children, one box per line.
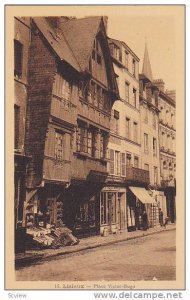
<box><xmin>14</xmin><ymin>39</ymin><xmax>23</xmax><ymax>78</ymax></box>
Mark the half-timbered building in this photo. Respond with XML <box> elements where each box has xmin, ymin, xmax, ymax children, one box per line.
<box><xmin>23</xmin><ymin>16</ymin><xmax>118</xmax><ymax>237</ymax></box>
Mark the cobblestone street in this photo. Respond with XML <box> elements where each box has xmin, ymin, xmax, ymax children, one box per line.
<box><xmin>16</xmin><ymin>229</ymin><xmax>176</xmax><ymax>281</ymax></box>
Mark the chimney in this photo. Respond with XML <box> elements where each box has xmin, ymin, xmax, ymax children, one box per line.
<box><xmin>153</xmin><ymin>79</ymin><xmax>165</xmax><ymax>92</ymax></box>
<box><xmin>165</xmin><ymin>90</ymin><xmax>176</xmax><ymax>101</ymax></box>
<box><xmin>103</xmin><ymin>16</ymin><xmax>108</xmax><ymax>34</ymax></box>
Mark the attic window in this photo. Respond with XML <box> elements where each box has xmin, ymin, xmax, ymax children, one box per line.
<box><xmin>97</xmin><ymin>54</ymin><xmax>102</xmax><ymax>65</ymax></box>
<box><xmin>92</xmin><ymin>50</ymin><xmax>95</xmax><ymax>60</ymax></box>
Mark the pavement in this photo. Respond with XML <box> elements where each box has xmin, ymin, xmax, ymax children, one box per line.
<box><xmin>15</xmin><ymin>223</ymin><xmax>176</xmax><ymax>269</ymax></box>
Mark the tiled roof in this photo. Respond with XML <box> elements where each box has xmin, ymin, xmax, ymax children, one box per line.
<box><xmin>60</xmin><ymin>16</ymin><xmax>102</xmax><ymax>71</ymax></box>
<box><xmin>33</xmin><ymin>17</ymin><xmax>81</xmax><ymax>72</ymax></box>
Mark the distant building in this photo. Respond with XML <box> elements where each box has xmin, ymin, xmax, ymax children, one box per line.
<box><xmin>139</xmin><ymin>44</ymin><xmax>167</xmax><ymax>226</ymax></box>
<box><xmin>153</xmin><ymin>80</ymin><xmax>176</xmax><ymax>223</ymax></box>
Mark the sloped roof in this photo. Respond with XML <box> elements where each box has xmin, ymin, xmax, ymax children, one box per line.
<box><xmin>33</xmin><ymin>17</ymin><xmax>81</xmax><ymax>72</ymax></box>
<box><xmin>142</xmin><ymin>43</ymin><xmax>153</xmax><ymax>82</ymax></box>
<box><xmin>60</xmin><ymin>16</ymin><xmax>102</xmax><ymax>71</ymax></box>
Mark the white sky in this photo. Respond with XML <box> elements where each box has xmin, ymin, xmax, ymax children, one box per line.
<box><xmin>66</xmin><ymin>5</ymin><xmax>183</xmax><ymax>92</ymax></box>
<box><xmin>107</xmin><ymin>13</ymin><xmax>176</xmax><ymax>91</ymax></box>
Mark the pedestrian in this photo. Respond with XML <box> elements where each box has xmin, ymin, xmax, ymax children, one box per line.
<box><xmin>142</xmin><ymin>210</ymin><xmax>148</xmax><ymax>231</ymax></box>
<box><xmin>159</xmin><ymin>208</ymin><xmax>164</xmax><ymax>227</ymax></box>
<box><xmin>163</xmin><ymin>216</ymin><xmax>169</xmax><ymax>229</ymax></box>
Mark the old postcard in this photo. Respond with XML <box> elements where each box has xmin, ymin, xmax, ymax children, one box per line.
<box><xmin>5</xmin><ymin>4</ymin><xmax>185</xmax><ymax>291</ymax></box>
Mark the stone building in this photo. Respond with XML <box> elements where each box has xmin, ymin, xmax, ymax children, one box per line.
<box><xmin>153</xmin><ymin>79</ymin><xmax>176</xmax><ymax>223</ymax></box>
<box><xmin>100</xmin><ymin>38</ymin><xmax>157</xmax><ymax>234</ymax></box>
<box><xmin>139</xmin><ymin>44</ymin><xmax>167</xmax><ymax>227</ymax></box>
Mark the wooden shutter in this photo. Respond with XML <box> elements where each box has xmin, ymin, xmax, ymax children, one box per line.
<box><xmin>121</xmin><ymin>153</ymin><xmax>126</xmax><ymax>177</ymax></box>
<box><xmin>109</xmin><ymin>149</ymin><xmax>115</xmax><ymax>175</ymax></box>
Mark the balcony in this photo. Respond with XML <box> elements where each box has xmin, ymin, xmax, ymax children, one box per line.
<box><xmin>126</xmin><ymin>165</ymin><xmax>150</xmax><ymax>185</ymax></box>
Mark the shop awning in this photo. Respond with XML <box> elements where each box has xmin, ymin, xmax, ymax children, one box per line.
<box><xmin>128</xmin><ymin>186</ymin><xmax>153</xmax><ymax>204</ymax></box>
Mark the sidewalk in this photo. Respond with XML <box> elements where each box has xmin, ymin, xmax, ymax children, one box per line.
<box><xmin>15</xmin><ymin>224</ymin><xmax>176</xmax><ymax>268</ymax></box>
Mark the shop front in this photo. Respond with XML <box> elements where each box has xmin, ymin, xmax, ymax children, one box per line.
<box><xmin>100</xmin><ymin>187</ymin><xmax>126</xmax><ymax>235</ymax></box>
<box><xmin>127</xmin><ymin>186</ymin><xmax>158</xmax><ymax>230</ymax></box>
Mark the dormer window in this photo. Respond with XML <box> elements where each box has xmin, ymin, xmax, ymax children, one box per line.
<box><xmin>110</xmin><ymin>43</ymin><xmax>122</xmax><ymax>62</ymax></box>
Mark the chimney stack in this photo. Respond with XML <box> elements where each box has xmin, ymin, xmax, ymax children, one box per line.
<box><xmin>165</xmin><ymin>90</ymin><xmax>176</xmax><ymax>101</ymax></box>
<box><xmin>153</xmin><ymin>79</ymin><xmax>165</xmax><ymax>92</ymax></box>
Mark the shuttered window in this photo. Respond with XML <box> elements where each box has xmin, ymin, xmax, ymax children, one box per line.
<box><xmin>14</xmin><ymin>105</ymin><xmax>20</xmax><ymax>149</ymax></box>
<box><xmin>121</xmin><ymin>153</ymin><xmax>126</xmax><ymax>177</ymax></box>
<box><xmin>109</xmin><ymin>149</ymin><xmax>115</xmax><ymax>175</ymax></box>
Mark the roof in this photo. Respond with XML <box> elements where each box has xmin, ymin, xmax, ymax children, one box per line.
<box><xmin>59</xmin><ymin>16</ymin><xmax>102</xmax><ymax>71</ymax></box>
<box><xmin>33</xmin><ymin>17</ymin><xmax>81</xmax><ymax>72</ymax></box>
<box><xmin>142</xmin><ymin>43</ymin><xmax>153</xmax><ymax>82</ymax></box>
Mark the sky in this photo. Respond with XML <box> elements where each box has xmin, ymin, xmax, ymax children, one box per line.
<box><xmin>107</xmin><ymin>13</ymin><xmax>176</xmax><ymax>91</ymax></box>
<box><xmin>62</xmin><ymin>5</ymin><xmax>183</xmax><ymax>92</ymax></box>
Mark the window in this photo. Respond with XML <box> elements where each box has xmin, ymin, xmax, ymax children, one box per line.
<box><xmin>77</xmin><ymin>125</ymin><xmax>98</xmax><ymax>157</ymax></box>
<box><xmin>77</xmin><ymin>126</ymin><xmax>87</xmax><ymax>153</ymax></box>
<box><xmin>133</xmin><ymin>122</ymin><xmax>138</xmax><ymax>143</ymax></box>
<box><xmin>53</xmin><ymin>73</ymin><xmax>71</xmax><ymax>101</ymax></box>
<box><xmin>126</xmin><ymin>118</ymin><xmax>130</xmax><ymax>139</ymax></box>
<box><xmin>100</xmin><ymin>192</ymin><xmax>116</xmax><ymax>225</ymax></box>
<box><xmin>97</xmin><ymin>54</ymin><xmax>102</xmax><ymax>65</ymax></box>
<box><xmin>134</xmin><ymin>156</ymin><xmax>139</xmax><ymax>168</ymax></box>
<box><xmin>121</xmin><ymin>153</ymin><xmax>126</xmax><ymax>177</ymax></box>
<box><xmin>115</xmin><ymin>151</ymin><xmax>120</xmax><ymax>175</ymax></box>
<box><xmin>153</xmin><ymin>138</ymin><xmax>157</xmax><ymax>156</ymax></box>
<box><xmin>132</xmin><ymin>59</ymin><xmax>136</xmax><ymax>77</ymax></box>
<box><xmin>152</xmin><ymin>113</ymin><xmax>156</xmax><ymax>129</ymax></box>
<box><xmin>87</xmin><ymin>80</ymin><xmax>106</xmax><ymax>109</ymax></box>
<box><xmin>100</xmin><ymin>132</ymin><xmax>108</xmax><ymax>159</ymax></box>
<box><xmin>132</xmin><ymin>88</ymin><xmax>137</xmax><ymax>107</ymax></box>
<box><xmin>77</xmin><ymin>197</ymin><xmax>96</xmax><ymax>228</ymax></box>
<box><xmin>144</xmin><ymin>133</ymin><xmax>149</xmax><ymax>154</ymax></box>
<box><xmin>14</xmin><ymin>105</ymin><xmax>20</xmax><ymax>149</ymax></box>
<box><xmin>124</xmin><ymin>51</ymin><xmax>129</xmax><ymax>68</ymax></box>
<box><xmin>61</xmin><ymin>79</ymin><xmax>71</xmax><ymax>101</ymax></box>
<box><xmin>108</xmin><ymin>192</ymin><xmax>116</xmax><ymax>224</ymax></box>
<box><xmin>97</xmin><ymin>85</ymin><xmax>103</xmax><ymax>109</ymax></box>
<box><xmin>114</xmin><ymin>45</ymin><xmax>121</xmax><ymax>61</ymax></box>
<box><xmin>153</xmin><ymin>166</ymin><xmax>158</xmax><ymax>185</ymax></box>
<box><xmin>100</xmin><ymin>192</ymin><xmax>107</xmax><ymax>224</ymax></box>
<box><xmin>126</xmin><ymin>153</ymin><xmax>132</xmax><ymax>166</ymax></box>
<box><xmin>14</xmin><ymin>39</ymin><xmax>23</xmax><ymax>78</ymax></box>
<box><xmin>55</xmin><ymin>132</ymin><xmax>64</xmax><ymax>161</ymax></box>
<box><xmin>113</xmin><ymin>110</ymin><xmax>120</xmax><ymax>134</ymax></box>
<box><xmin>144</xmin><ymin>164</ymin><xmax>149</xmax><ymax>171</ymax></box>
<box><xmin>125</xmin><ymin>82</ymin><xmax>129</xmax><ymax>102</ymax></box>
<box><xmin>87</xmin><ymin>131</ymin><xmax>93</xmax><ymax>156</ymax></box>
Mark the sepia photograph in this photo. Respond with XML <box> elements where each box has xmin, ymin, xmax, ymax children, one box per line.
<box><xmin>5</xmin><ymin>4</ymin><xmax>185</xmax><ymax>291</ymax></box>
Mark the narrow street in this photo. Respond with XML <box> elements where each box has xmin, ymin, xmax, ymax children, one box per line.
<box><xmin>16</xmin><ymin>229</ymin><xmax>176</xmax><ymax>281</ymax></box>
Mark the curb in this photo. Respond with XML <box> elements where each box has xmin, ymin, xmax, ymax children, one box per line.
<box><xmin>15</xmin><ymin>226</ymin><xmax>175</xmax><ymax>268</ymax></box>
